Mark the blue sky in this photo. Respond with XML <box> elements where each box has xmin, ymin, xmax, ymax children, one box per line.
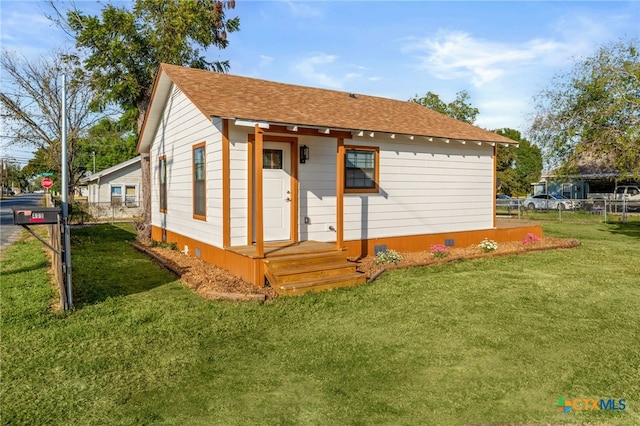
<box><xmin>1</xmin><ymin>0</ymin><xmax>639</xmax><ymax>165</ymax></box>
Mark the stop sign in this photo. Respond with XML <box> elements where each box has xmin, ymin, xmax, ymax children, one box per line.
<box><xmin>42</xmin><ymin>177</ymin><xmax>53</xmax><ymax>189</ymax></box>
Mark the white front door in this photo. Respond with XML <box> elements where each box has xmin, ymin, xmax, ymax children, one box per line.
<box><xmin>259</xmin><ymin>142</ymin><xmax>291</xmax><ymax>241</ymax></box>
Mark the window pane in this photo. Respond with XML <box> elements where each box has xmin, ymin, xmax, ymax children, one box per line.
<box><xmin>159</xmin><ymin>158</ymin><xmax>167</xmax><ymax>211</ymax></box>
<box><xmin>194</xmin><ymin>181</ymin><xmax>205</xmax><ymax>216</ymax></box>
<box><xmin>125</xmin><ymin>185</ymin><xmax>136</xmax><ymax>205</ymax></box>
<box><xmin>160</xmin><ymin>160</ymin><xmax>166</xmax><ymax>184</ymax></box>
<box><xmin>193</xmin><ymin>146</ymin><xmax>206</xmax><ymax>217</ymax></box>
<box><xmin>263</xmin><ymin>149</ymin><xmax>283</xmax><ymax>169</ymax></box>
<box><xmin>194</xmin><ymin>147</ymin><xmax>205</xmax><ymax>180</ymax></box>
<box><xmin>111</xmin><ymin>186</ymin><xmax>122</xmax><ymax>205</ymax></box>
<box><xmin>345</xmin><ymin>150</ymin><xmax>376</xmax><ymax>189</ymax></box>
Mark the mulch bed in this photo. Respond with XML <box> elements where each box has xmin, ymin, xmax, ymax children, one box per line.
<box><xmin>133</xmin><ymin>236</ymin><xmax>580</xmax><ymax>302</ymax></box>
<box><xmin>357</xmin><ymin>237</ymin><xmax>580</xmax><ymax>281</ymax></box>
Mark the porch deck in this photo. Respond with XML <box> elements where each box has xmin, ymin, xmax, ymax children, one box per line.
<box><xmin>225</xmin><ymin>220</ymin><xmax>543</xmax><ymax>296</ymax></box>
<box><xmin>228</xmin><ymin>240</ymin><xmax>339</xmax><ymax>259</ymax></box>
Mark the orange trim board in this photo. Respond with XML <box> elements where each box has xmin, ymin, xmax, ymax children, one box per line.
<box><xmin>342</xmin><ymin>225</ymin><xmax>544</xmax><ymax>258</ymax></box>
<box><xmin>152</xmin><ymin>224</ymin><xmax>543</xmax><ymax>287</ymax></box>
<box><xmin>151</xmin><ymin>226</ymin><xmax>264</xmax><ymax>286</ymax></box>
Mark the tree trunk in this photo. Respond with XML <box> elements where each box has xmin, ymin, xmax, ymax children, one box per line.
<box><xmin>135</xmin><ymin>92</ymin><xmax>153</xmax><ymax>241</ymax></box>
<box><xmin>136</xmin><ymin>153</ymin><xmax>152</xmax><ymax>240</ymax></box>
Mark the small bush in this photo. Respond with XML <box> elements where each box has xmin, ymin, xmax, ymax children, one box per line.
<box><xmin>522</xmin><ymin>233</ymin><xmax>540</xmax><ymax>245</ymax></box>
<box><xmin>151</xmin><ymin>240</ymin><xmax>179</xmax><ymax>251</ymax></box>
<box><xmin>375</xmin><ymin>249</ymin><xmax>403</xmax><ymax>265</ymax></box>
<box><xmin>478</xmin><ymin>238</ymin><xmax>498</xmax><ymax>253</ymax></box>
<box><xmin>430</xmin><ymin>244</ymin><xmax>449</xmax><ymax>259</ymax></box>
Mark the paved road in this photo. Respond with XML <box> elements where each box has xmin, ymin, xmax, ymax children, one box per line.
<box><xmin>0</xmin><ymin>194</ymin><xmax>46</xmax><ymax>254</ymax></box>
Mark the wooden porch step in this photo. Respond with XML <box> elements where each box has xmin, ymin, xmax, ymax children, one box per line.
<box><xmin>273</xmin><ymin>262</ymin><xmax>357</xmax><ymax>284</ymax></box>
<box><xmin>264</xmin><ymin>250</ymin><xmax>366</xmax><ymax>296</ymax></box>
<box><xmin>275</xmin><ymin>273</ymin><xmax>367</xmax><ymax>296</ymax></box>
<box><xmin>264</xmin><ymin>251</ymin><xmax>349</xmax><ymax>271</ymax></box>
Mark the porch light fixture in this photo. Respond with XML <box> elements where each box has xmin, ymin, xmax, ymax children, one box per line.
<box><xmin>300</xmin><ymin>145</ymin><xmax>309</xmax><ymax>163</ymax></box>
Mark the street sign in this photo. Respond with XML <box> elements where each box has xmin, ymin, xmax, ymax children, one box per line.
<box><xmin>42</xmin><ymin>177</ymin><xmax>53</xmax><ymax>189</ymax></box>
<box><xmin>39</xmin><ymin>172</ymin><xmax>54</xmax><ymax>177</ymax></box>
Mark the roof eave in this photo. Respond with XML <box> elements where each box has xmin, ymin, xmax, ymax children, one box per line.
<box><xmin>225</xmin><ymin>116</ymin><xmax>518</xmax><ymax>146</ymax></box>
<box><xmin>137</xmin><ymin>66</ymin><xmax>173</xmax><ymax>154</ymax></box>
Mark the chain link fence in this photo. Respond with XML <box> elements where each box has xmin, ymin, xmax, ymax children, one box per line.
<box><xmin>497</xmin><ymin>198</ymin><xmax>639</xmax><ymax>223</ymax></box>
<box><xmin>59</xmin><ymin>200</ymin><xmax>144</xmax><ymax>224</ymax></box>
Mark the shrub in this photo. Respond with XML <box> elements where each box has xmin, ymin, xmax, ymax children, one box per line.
<box><xmin>522</xmin><ymin>233</ymin><xmax>540</xmax><ymax>245</ymax></box>
<box><xmin>151</xmin><ymin>240</ymin><xmax>179</xmax><ymax>251</ymax></box>
<box><xmin>375</xmin><ymin>249</ymin><xmax>403</xmax><ymax>265</ymax></box>
<box><xmin>430</xmin><ymin>244</ymin><xmax>449</xmax><ymax>259</ymax></box>
<box><xmin>478</xmin><ymin>238</ymin><xmax>498</xmax><ymax>253</ymax></box>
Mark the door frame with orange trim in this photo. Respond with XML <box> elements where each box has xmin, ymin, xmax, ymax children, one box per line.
<box><xmin>247</xmin><ymin>134</ymin><xmax>299</xmax><ymax>244</ymax></box>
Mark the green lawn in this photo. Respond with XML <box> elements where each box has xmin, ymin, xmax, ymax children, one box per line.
<box><xmin>1</xmin><ymin>221</ymin><xmax>638</xmax><ymax>425</ymax></box>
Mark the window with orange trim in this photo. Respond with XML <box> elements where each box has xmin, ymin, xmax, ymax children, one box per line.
<box><xmin>159</xmin><ymin>156</ymin><xmax>167</xmax><ymax>212</ymax></box>
<box><xmin>345</xmin><ymin>146</ymin><xmax>379</xmax><ymax>193</ymax></box>
<box><xmin>193</xmin><ymin>142</ymin><xmax>206</xmax><ymax>220</ymax></box>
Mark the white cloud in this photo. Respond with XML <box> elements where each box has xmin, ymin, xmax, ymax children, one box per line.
<box><xmin>293</xmin><ymin>54</ymin><xmax>342</xmax><ymax>88</ymax></box>
<box><xmin>284</xmin><ymin>0</ymin><xmax>324</xmax><ymax>19</ymax></box>
<box><xmin>292</xmin><ymin>53</ymin><xmax>363</xmax><ymax>89</ymax></box>
<box><xmin>0</xmin><ymin>3</ymin><xmax>71</xmax><ymax>58</ymax></box>
<box><xmin>403</xmin><ymin>30</ymin><xmax>573</xmax><ymax>87</ymax></box>
<box><xmin>258</xmin><ymin>55</ymin><xmax>274</xmax><ymax>68</ymax></box>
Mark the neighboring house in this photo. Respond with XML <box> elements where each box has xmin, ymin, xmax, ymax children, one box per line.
<box><xmin>136</xmin><ymin>64</ymin><xmax>541</xmax><ymax>294</ymax></box>
<box><xmin>533</xmin><ymin>156</ymin><xmax>624</xmax><ymax>199</ymax></box>
<box><xmin>81</xmin><ymin>156</ymin><xmax>143</xmax><ymax>219</ymax></box>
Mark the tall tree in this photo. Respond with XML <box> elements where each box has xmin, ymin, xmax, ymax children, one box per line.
<box><xmin>410</xmin><ymin>90</ymin><xmax>479</xmax><ymax>124</ymax></box>
<box><xmin>50</xmin><ymin>0</ymin><xmax>239</xmax><ymax>238</ymax></box>
<box><xmin>75</xmin><ymin>117</ymin><xmax>138</xmax><ymax>175</ymax></box>
<box><xmin>495</xmin><ymin>128</ymin><xmax>542</xmax><ymax>196</ymax></box>
<box><xmin>0</xmin><ymin>50</ymin><xmax>104</xmax><ymax>198</ymax></box>
<box><xmin>529</xmin><ymin>38</ymin><xmax>640</xmax><ymax>179</ymax></box>
<box><xmin>1</xmin><ymin>159</ymin><xmax>26</xmax><ymax>194</ymax></box>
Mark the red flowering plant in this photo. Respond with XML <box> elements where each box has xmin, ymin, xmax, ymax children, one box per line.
<box><xmin>430</xmin><ymin>244</ymin><xmax>449</xmax><ymax>259</ymax></box>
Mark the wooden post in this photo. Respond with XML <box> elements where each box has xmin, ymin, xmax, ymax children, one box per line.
<box><xmin>254</xmin><ymin>124</ymin><xmax>264</xmax><ymax>257</ymax></box>
<box><xmin>291</xmin><ymin>139</ymin><xmax>299</xmax><ymax>243</ymax></box>
<box><xmin>493</xmin><ymin>144</ymin><xmax>497</xmax><ymax>229</ymax></box>
<box><xmin>247</xmin><ymin>136</ymin><xmax>253</xmax><ymax>246</ymax></box>
<box><xmin>336</xmin><ymin>138</ymin><xmax>345</xmax><ymax>250</ymax></box>
<box><xmin>222</xmin><ymin>119</ymin><xmax>230</xmax><ymax>247</ymax></box>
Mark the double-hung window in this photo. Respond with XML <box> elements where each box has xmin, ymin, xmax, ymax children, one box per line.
<box><xmin>125</xmin><ymin>185</ymin><xmax>137</xmax><ymax>206</ymax></box>
<box><xmin>345</xmin><ymin>147</ymin><xmax>379</xmax><ymax>193</ymax></box>
<box><xmin>193</xmin><ymin>142</ymin><xmax>206</xmax><ymax>220</ymax></box>
<box><xmin>110</xmin><ymin>185</ymin><xmax>123</xmax><ymax>205</ymax></box>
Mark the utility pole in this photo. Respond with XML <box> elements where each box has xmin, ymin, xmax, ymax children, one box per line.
<box><xmin>61</xmin><ymin>75</ymin><xmax>73</xmax><ymax>309</ymax></box>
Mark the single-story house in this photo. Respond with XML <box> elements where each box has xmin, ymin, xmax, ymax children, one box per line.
<box><xmin>533</xmin><ymin>154</ymin><xmax>630</xmax><ymax>199</ymax></box>
<box><xmin>81</xmin><ymin>156</ymin><xmax>144</xmax><ymax>219</ymax></box>
<box><xmin>136</xmin><ymin>64</ymin><xmax>542</xmax><ymax>294</ymax></box>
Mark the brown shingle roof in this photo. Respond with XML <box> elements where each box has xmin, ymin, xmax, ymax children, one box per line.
<box><xmin>141</xmin><ymin>63</ymin><xmax>516</xmax><ymax>151</ymax></box>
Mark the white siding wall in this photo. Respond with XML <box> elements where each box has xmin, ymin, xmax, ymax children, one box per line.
<box><xmin>298</xmin><ymin>135</ymin><xmax>495</xmax><ymax>242</ymax></box>
<box><xmin>228</xmin><ymin>126</ymin><xmax>250</xmax><ymax>246</ymax></box>
<box><xmin>150</xmin><ymin>87</ymin><xmax>223</xmax><ymax>248</ymax></box>
<box><xmin>151</xmin><ymin>108</ymin><xmax>495</xmax><ymax>246</ymax></box>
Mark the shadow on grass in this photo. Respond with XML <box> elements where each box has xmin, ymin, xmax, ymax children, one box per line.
<box><xmin>606</xmin><ymin>221</ymin><xmax>640</xmax><ymax>240</ymax></box>
<box><xmin>71</xmin><ymin>223</ymin><xmax>177</xmax><ymax>307</ymax></box>
<box><xmin>1</xmin><ymin>259</ymin><xmax>50</xmax><ymax>276</ymax></box>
